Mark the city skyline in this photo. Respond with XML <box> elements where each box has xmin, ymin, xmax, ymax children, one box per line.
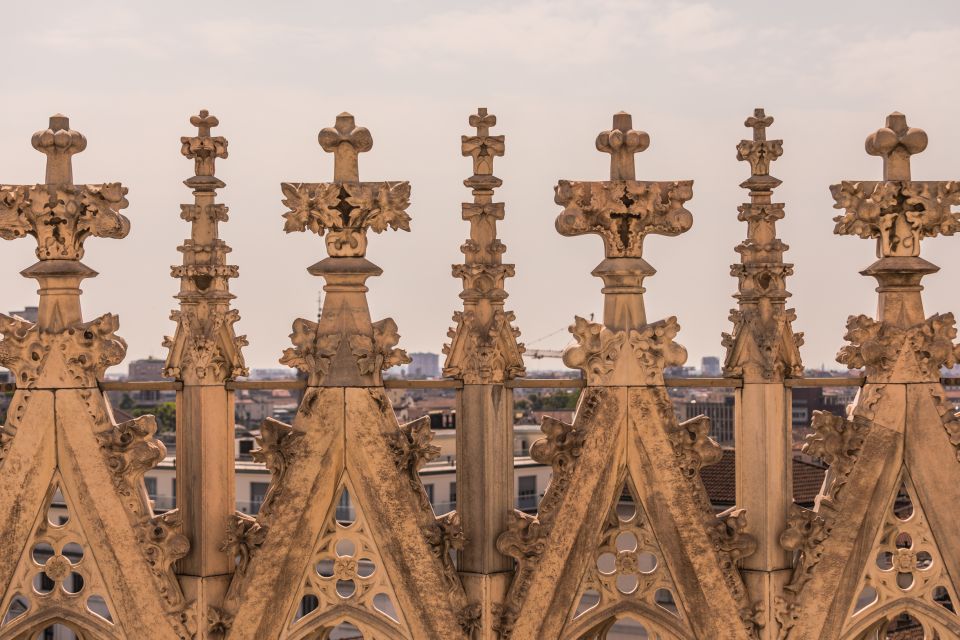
<box><xmin>2</xmin><ymin>1</ymin><xmax>960</xmax><ymax>372</ymax></box>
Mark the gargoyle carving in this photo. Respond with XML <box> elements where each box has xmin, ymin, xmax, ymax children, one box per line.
<box><xmin>97</xmin><ymin>415</ymin><xmax>167</xmax><ymax>519</ymax></box>
<box><xmin>388</xmin><ymin>416</ymin><xmax>440</xmax><ymax>479</ymax></box>
<box><xmin>780</xmin><ymin>504</ymin><xmax>830</xmax><ymax>602</ymax></box>
<box><xmin>251</xmin><ymin>417</ymin><xmax>305</xmax><ymax>518</ymax></box>
<box><xmin>709</xmin><ymin>507</ymin><xmax>758</xmax><ymax>564</ymax></box>
<box><xmin>529</xmin><ymin>416</ymin><xmax>585</xmax><ymax>472</ymax></box>
<box><xmin>137</xmin><ymin>509</ymin><xmax>191</xmax><ymax>611</ymax></box>
<box><xmin>666</xmin><ymin>415</ymin><xmax>723</xmax><ymax>478</ymax></box>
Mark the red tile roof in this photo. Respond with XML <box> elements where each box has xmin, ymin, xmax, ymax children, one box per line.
<box><xmin>699</xmin><ymin>449</ymin><xmax>826</xmax><ymax>508</ymax></box>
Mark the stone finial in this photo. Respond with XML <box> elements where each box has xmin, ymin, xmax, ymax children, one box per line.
<box><xmin>318</xmin><ymin>112</ymin><xmax>373</xmax><ymax>182</ymax></box>
<box><xmin>0</xmin><ymin>115</ymin><xmax>129</xmax><ymax>264</ymax></box>
<box><xmin>444</xmin><ymin>108</ymin><xmax>525</xmax><ymax>383</ymax></box>
<box><xmin>281</xmin><ymin>113</ymin><xmax>410</xmax><ymax>258</ymax></box>
<box><xmin>745</xmin><ymin>108</ymin><xmax>773</xmax><ymax>142</ymax></box>
<box><xmin>723</xmin><ymin>109</ymin><xmax>803</xmax><ymax>381</ymax></box>
<box><xmin>462</xmin><ymin>107</ymin><xmax>505</xmax><ymax>181</ymax></box>
<box><xmin>164</xmin><ymin>110</ymin><xmax>247</xmax><ymax>383</ymax></box>
<box><xmin>280</xmin><ymin>113</ymin><xmax>410</xmax><ymax>386</ymax></box>
<box><xmin>595</xmin><ymin>112</ymin><xmax>650</xmax><ymax>181</ymax></box>
<box><xmin>555</xmin><ymin>112</ymin><xmax>691</xmax><ymax>381</ymax></box>
<box><xmin>865</xmin><ymin>112</ymin><xmax>927</xmax><ymax>182</ymax></box>
<box><xmin>832</xmin><ymin>113</ymin><xmax>960</xmax><ymax>372</ymax></box>
<box><xmin>832</xmin><ymin>113</ymin><xmax>960</xmax><ymax>259</ymax></box>
<box><xmin>31</xmin><ymin>114</ymin><xmax>87</xmax><ymax>185</ymax></box>
<box><xmin>736</xmin><ymin>108</ymin><xmax>783</xmax><ymax>189</ymax></box>
<box><xmin>180</xmin><ymin>110</ymin><xmax>228</xmax><ymax>186</ymax></box>
<box><xmin>555</xmin><ymin>112</ymin><xmax>692</xmax><ymax>261</ymax></box>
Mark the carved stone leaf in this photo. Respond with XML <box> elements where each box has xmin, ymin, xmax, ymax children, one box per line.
<box><xmin>562</xmin><ymin>315</ymin><xmax>625</xmax><ymax>381</ymax></box>
<box><xmin>280</xmin><ymin>182</ymin><xmax>342</xmax><ymax>235</ymax></box>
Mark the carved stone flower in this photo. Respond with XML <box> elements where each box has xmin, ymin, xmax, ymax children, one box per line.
<box><xmin>333</xmin><ymin>556</ymin><xmax>357</xmax><ymax>580</ymax></box>
<box><xmin>615</xmin><ymin>550</ymin><xmax>639</xmax><ymax>575</ymax></box>
<box><xmin>892</xmin><ymin>548</ymin><xmax>917</xmax><ymax>573</ymax></box>
<box><xmin>221</xmin><ymin>513</ymin><xmax>267</xmax><ymax>575</ymax></box>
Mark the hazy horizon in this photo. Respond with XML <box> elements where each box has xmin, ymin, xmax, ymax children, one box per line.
<box><xmin>2</xmin><ymin>0</ymin><xmax>960</xmax><ymax>374</ymax></box>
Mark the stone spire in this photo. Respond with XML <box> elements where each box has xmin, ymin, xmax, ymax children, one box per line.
<box><xmin>0</xmin><ymin>116</ymin><xmax>194</xmax><ymax>639</ymax></box>
<box><xmin>163</xmin><ymin>110</ymin><xmax>248</xmax><ymax>383</ymax></box>
<box><xmin>279</xmin><ymin>113</ymin><xmax>411</xmax><ymax>386</ymax></box>
<box><xmin>721</xmin><ymin>108</ymin><xmax>803</xmax><ymax>382</ymax></box>
<box><xmin>831</xmin><ymin>112</ymin><xmax>960</xmax><ymax>382</ymax></box>
<box><xmin>0</xmin><ymin>114</ymin><xmax>130</xmax><ymax>386</ymax></box>
<box><xmin>443</xmin><ymin>107</ymin><xmax>525</xmax><ymax>383</ymax></box>
<box><xmin>554</xmin><ymin>112</ymin><xmax>691</xmax><ymax>385</ymax></box>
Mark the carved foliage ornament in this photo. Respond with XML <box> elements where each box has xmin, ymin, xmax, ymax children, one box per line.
<box><xmin>443</xmin><ymin>309</ymin><xmax>525</xmax><ymax>384</ymax></box>
<box><xmin>0</xmin><ymin>312</ymin><xmax>127</xmax><ymax>387</ymax></box>
<box><xmin>803</xmin><ymin>410</ymin><xmax>871</xmax><ymax>506</ymax></box>
<box><xmin>562</xmin><ymin>316</ymin><xmax>687</xmax><ymax>383</ymax></box>
<box><xmin>250</xmin><ymin>417</ymin><xmax>305</xmax><ymax>518</ymax></box>
<box><xmin>0</xmin><ymin>183</ymin><xmax>130</xmax><ymax>261</ymax></box>
<box><xmin>221</xmin><ymin>512</ymin><xmax>267</xmax><ymax>577</ymax></box>
<box><xmin>350</xmin><ymin>317</ymin><xmax>411</xmax><ymax>375</ymax></box>
<box><xmin>555</xmin><ymin>180</ymin><xmax>693</xmax><ymax>258</ymax></box>
<box><xmin>831</xmin><ymin>180</ymin><xmax>960</xmax><ymax>257</ymax></box>
<box><xmin>279</xmin><ymin>318</ymin><xmax>339</xmax><ymax>380</ymax></box>
<box><xmin>831</xmin><ymin>112</ymin><xmax>960</xmax><ymax>258</ymax></box>
<box><xmin>281</xmin><ymin>180</ymin><xmax>410</xmax><ymax>257</ymax></box>
<box><xmin>163</xmin><ymin>307</ymin><xmax>248</xmax><ymax>382</ymax></box>
<box><xmin>837</xmin><ymin>312</ymin><xmax>960</xmax><ymax>380</ymax></box>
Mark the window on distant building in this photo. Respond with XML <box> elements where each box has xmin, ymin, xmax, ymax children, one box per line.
<box><xmin>424</xmin><ymin>484</ymin><xmax>434</xmax><ymax>505</ymax></box>
<box><xmin>518</xmin><ymin>476</ymin><xmax>537</xmax><ymax>510</ymax></box>
<box><xmin>250</xmin><ymin>482</ymin><xmax>270</xmax><ymax>514</ymax></box>
<box><xmin>144</xmin><ymin>477</ymin><xmax>158</xmax><ymax>498</ymax></box>
<box><xmin>449</xmin><ymin>481</ymin><xmax>456</xmax><ymax>508</ymax></box>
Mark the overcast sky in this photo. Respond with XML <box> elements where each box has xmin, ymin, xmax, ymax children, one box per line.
<box><xmin>2</xmin><ymin>0</ymin><xmax>959</xmax><ymax>374</ymax></box>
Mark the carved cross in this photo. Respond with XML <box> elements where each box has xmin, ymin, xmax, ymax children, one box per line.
<box><xmin>462</xmin><ymin>108</ymin><xmax>504</xmax><ymax>178</ymax></box>
<box><xmin>318</xmin><ymin>112</ymin><xmax>373</xmax><ymax>182</ymax></box>
<box><xmin>737</xmin><ymin>108</ymin><xmax>783</xmax><ymax>180</ymax></box>
<box><xmin>181</xmin><ymin>110</ymin><xmax>228</xmax><ymax>183</ymax></box>
<box><xmin>865</xmin><ymin>111</ymin><xmax>927</xmax><ymax>182</ymax></box>
<box><xmin>745</xmin><ymin>108</ymin><xmax>773</xmax><ymax>142</ymax></box>
<box><xmin>595</xmin><ymin>111</ymin><xmax>649</xmax><ymax>181</ymax></box>
<box><xmin>0</xmin><ymin>115</ymin><xmax>130</xmax><ymax>262</ymax></box>
<box><xmin>31</xmin><ymin>114</ymin><xmax>87</xmax><ymax>186</ymax></box>
<box><xmin>555</xmin><ymin>112</ymin><xmax>692</xmax><ymax>259</ymax></box>
<box><xmin>831</xmin><ymin>113</ymin><xmax>960</xmax><ymax>258</ymax></box>
<box><xmin>281</xmin><ymin>113</ymin><xmax>410</xmax><ymax>258</ymax></box>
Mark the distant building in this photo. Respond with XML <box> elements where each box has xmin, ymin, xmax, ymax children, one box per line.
<box><xmin>701</xmin><ymin>356</ymin><xmax>721</xmax><ymax>377</ymax></box>
<box><xmin>676</xmin><ymin>395</ymin><xmax>735</xmax><ymax>445</ymax></box>
<box><xmin>7</xmin><ymin>306</ymin><xmax>38</xmax><ymax>323</ymax></box>
<box><xmin>408</xmin><ymin>352</ymin><xmax>440</xmax><ymax>378</ymax></box>
<box><xmin>128</xmin><ymin>357</ymin><xmax>168</xmax><ymax>404</ymax></box>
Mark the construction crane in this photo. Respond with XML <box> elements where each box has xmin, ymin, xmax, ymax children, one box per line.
<box><xmin>525</xmin><ymin>349</ymin><xmax>564</xmax><ymax>359</ymax></box>
<box><xmin>523</xmin><ymin>313</ymin><xmax>593</xmax><ymax>360</ymax></box>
